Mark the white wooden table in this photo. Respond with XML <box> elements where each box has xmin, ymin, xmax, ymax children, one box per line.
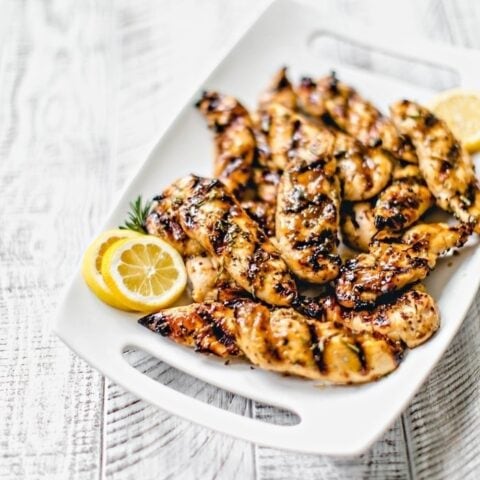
<box><xmin>1</xmin><ymin>1</ymin><xmax>480</xmax><ymax>478</ymax></box>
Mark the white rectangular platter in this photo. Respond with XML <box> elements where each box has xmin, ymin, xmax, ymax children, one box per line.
<box><xmin>54</xmin><ymin>0</ymin><xmax>480</xmax><ymax>456</ymax></box>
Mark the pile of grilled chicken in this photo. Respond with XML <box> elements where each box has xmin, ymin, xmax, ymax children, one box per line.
<box><xmin>138</xmin><ymin>67</ymin><xmax>480</xmax><ymax>385</ymax></box>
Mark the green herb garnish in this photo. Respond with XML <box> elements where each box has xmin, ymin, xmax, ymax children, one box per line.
<box><xmin>119</xmin><ymin>195</ymin><xmax>153</xmax><ymax>233</ymax></box>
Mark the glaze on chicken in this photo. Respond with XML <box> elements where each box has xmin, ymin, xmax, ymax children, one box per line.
<box><xmin>250</xmin><ymin>68</ymin><xmax>298</xmax><ymax>204</ymax></box>
<box><xmin>276</xmin><ymin>154</ymin><xmax>341</xmax><ymax>283</ymax></box>
<box><xmin>139</xmin><ymin>297</ymin><xmax>402</xmax><ymax>384</ymax></box>
<box><xmin>145</xmin><ymin>184</ymin><xmax>202</xmax><ymax>256</ymax></box>
<box><xmin>337</xmin><ymin>285</ymin><xmax>439</xmax><ymax>348</ymax></box>
<box><xmin>260</xmin><ymin>104</ymin><xmax>341</xmax><ymax>282</ymax></box>
<box><xmin>258</xmin><ymin>95</ymin><xmax>393</xmax><ymax>202</ymax></box>
<box><xmin>335</xmin><ymin>223</ymin><xmax>470</xmax><ymax>308</ymax></box>
<box><xmin>139</xmin><ymin>284</ymin><xmax>440</xmax><ymax>383</ymax></box>
<box><xmin>256</xmin><ymin>102</ymin><xmax>335</xmax><ymax>171</ymax></box>
<box><xmin>341</xmin><ymin>201</ymin><xmax>379</xmax><ymax>252</ymax></box>
<box><xmin>185</xmin><ymin>253</ymin><xmax>246</xmax><ymax>303</ymax></box>
<box><xmin>333</xmin><ymin>130</ymin><xmax>393</xmax><ymax>201</ymax></box>
<box><xmin>258</xmin><ymin>67</ymin><xmax>297</xmax><ymax>110</ymax></box>
<box><xmin>174</xmin><ymin>175</ymin><xmax>297</xmax><ymax>306</ymax></box>
<box><xmin>240</xmin><ymin>200</ymin><xmax>276</xmax><ymax>237</ymax></box>
<box><xmin>374</xmin><ymin>162</ymin><xmax>434</xmax><ymax>232</ymax></box>
<box><xmin>296</xmin><ymin>73</ymin><xmax>418</xmax><ymax>163</ymax></box>
<box><xmin>196</xmin><ymin>92</ymin><xmax>256</xmax><ymax>195</ymax></box>
<box><xmin>390</xmin><ymin>100</ymin><xmax>480</xmax><ymax>232</ymax></box>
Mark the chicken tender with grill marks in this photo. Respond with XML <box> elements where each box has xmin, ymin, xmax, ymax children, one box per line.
<box><xmin>390</xmin><ymin>100</ymin><xmax>480</xmax><ymax>232</ymax></box>
<box><xmin>250</xmin><ymin>122</ymin><xmax>282</xmax><ymax>204</ymax></box>
<box><xmin>276</xmin><ymin>146</ymin><xmax>341</xmax><ymax>283</ymax></box>
<box><xmin>335</xmin><ymin>222</ymin><xmax>470</xmax><ymax>308</ymax></box>
<box><xmin>196</xmin><ymin>91</ymin><xmax>255</xmax><ymax>195</ymax></box>
<box><xmin>257</xmin><ymin>103</ymin><xmax>336</xmax><ymax>171</ymax></box>
<box><xmin>320</xmin><ymin>284</ymin><xmax>439</xmax><ymax>348</ymax></box>
<box><xmin>296</xmin><ymin>73</ymin><xmax>418</xmax><ymax>163</ymax></box>
<box><xmin>250</xmin><ymin>67</ymin><xmax>298</xmax><ymax>204</ymax></box>
<box><xmin>335</xmin><ymin>242</ymin><xmax>429</xmax><ymax>309</ymax></box>
<box><xmin>259</xmin><ymin>67</ymin><xmax>297</xmax><ymax>110</ymax></box>
<box><xmin>341</xmin><ymin>201</ymin><xmax>378</xmax><ymax>252</ymax></box>
<box><xmin>139</xmin><ymin>301</ymin><xmax>241</xmax><ymax>357</ymax></box>
<box><xmin>174</xmin><ymin>175</ymin><xmax>297</xmax><ymax>306</ymax></box>
<box><xmin>145</xmin><ymin>185</ymin><xmax>202</xmax><ymax>256</ymax></box>
<box><xmin>402</xmin><ymin>222</ymin><xmax>472</xmax><ymax>267</ymax></box>
<box><xmin>334</xmin><ymin>285</ymin><xmax>439</xmax><ymax>348</ymax></box>
<box><xmin>374</xmin><ymin>163</ymin><xmax>434</xmax><ymax>232</ymax></box>
<box><xmin>234</xmin><ymin>301</ymin><xmax>400</xmax><ymax>383</ymax></box>
<box><xmin>139</xmin><ymin>299</ymin><xmax>401</xmax><ymax>384</ymax></box>
<box><xmin>264</xmin><ymin>104</ymin><xmax>341</xmax><ymax>283</ymax></box>
<box><xmin>256</xmin><ymin>103</ymin><xmax>391</xmax><ymax>280</ymax></box>
<box><xmin>333</xmin><ymin>131</ymin><xmax>393</xmax><ymax>201</ymax></box>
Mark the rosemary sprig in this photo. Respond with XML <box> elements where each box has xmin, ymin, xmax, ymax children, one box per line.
<box><xmin>119</xmin><ymin>195</ymin><xmax>153</xmax><ymax>234</ymax></box>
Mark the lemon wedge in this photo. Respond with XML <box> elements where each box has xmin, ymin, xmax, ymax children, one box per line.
<box><xmin>81</xmin><ymin>229</ymin><xmax>142</xmax><ymax>309</ymax></box>
<box><xmin>427</xmin><ymin>89</ymin><xmax>480</xmax><ymax>152</ymax></box>
<box><xmin>101</xmin><ymin>236</ymin><xmax>187</xmax><ymax>312</ymax></box>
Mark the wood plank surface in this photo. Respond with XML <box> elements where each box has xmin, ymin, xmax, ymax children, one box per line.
<box><xmin>0</xmin><ymin>0</ymin><xmax>115</xmax><ymax>478</ymax></box>
<box><xmin>1</xmin><ymin>1</ymin><xmax>479</xmax><ymax>479</ymax></box>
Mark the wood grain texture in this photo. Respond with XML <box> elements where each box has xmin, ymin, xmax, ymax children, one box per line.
<box><xmin>1</xmin><ymin>0</ymin><xmax>480</xmax><ymax>479</ymax></box>
<box><xmin>0</xmin><ymin>0</ymin><xmax>114</xmax><ymax>478</ymax></box>
<box><xmin>106</xmin><ymin>349</ymin><xmax>254</xmax><ymax>480</ymax></box>
<box><xmin>254</xmin><ymin>409</ymin><xmax>410</xmax><ymax>480</ymax></box>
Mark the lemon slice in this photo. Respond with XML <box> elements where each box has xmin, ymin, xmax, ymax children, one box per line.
<box><xmin>81</xmin><ymin>229</ymin><xmax>142</xmax><ymax>309</ymax></box>
<box><xmin>427</xmin><ymin>89</ymin><xmax>480</xmax><ymax>152</ymax></box>
<box><xmin>101</xmin><ymin>236</ymin><xmax>187</xmax><ymax>312</ymax></box>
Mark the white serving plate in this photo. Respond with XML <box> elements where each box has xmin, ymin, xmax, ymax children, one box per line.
<box><xmin>54</xmin><ymin>0</ymin><xmax>480</xmax><ymax>456</ymax></box>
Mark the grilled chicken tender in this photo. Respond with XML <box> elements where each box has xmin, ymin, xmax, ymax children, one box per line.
<box><xmin>174</xmin><ymin>175</ymin><xmax>297</xmax><ymax>306</ymax></box>
<box><xmin>259</xmin><ymin>67</ymin><xmax>297</xmax><ymax>110</ymax></box>
<box><xmin>251</xmin><ymin>122</ymin><xmax>281</xmax><ymax>205</ymax></box>
<box><xmin>264</xmin><ymin>105</ymin><xmax>341</xmax><ymax>282</ymax></box>
<box><xmin>342</xmin><ymin>163</ymin><xmax>433</xmax><ymax>249</ymax></box>
<box><xmin>139</xmin><ymin>301</ymin><xmax>242</xmax><ymax>357</ymax></box>
<box><xmin>296</xmin><ymin>73</ymin><xmax>418</xmax><ymax>163</ymax></box>
<box><xmin>341</xmin><ymin>201</ymin><xmax>378</xmax><ymax>252</ymax></box>
<box><xmin>250</xmin><ymin>67</ymin><xmax>298</xmax><ymax>204</ymax></box>
<box><xmin>139</xmin><ymin>298</ymin><xmax>402</xmax><ymax>384</ymax></box>
<box><xmin>196</xmin><ymin>91</ymin><xmax>255</xmax><ymax>195</ymax></box>
<box><xmin>402</xmin><ymin>222</ymin><xmax>472</xmax><ymax>266</ymax></box>
<box><xmin>333</xmin><ymin>131</ymin><xmax>393</xmax><ymax>201</ymax></box>
<box><xmin>256</xmin><ymin>103</ymin><xmax>335</xmax><ymax>171</ymax></box>
<box><xmin>390</xmin><ymin>100</ymin><xmax>480</xmax><ymax>232</ymax></box>
<box><xmin>337</xmin><ymin>285</ymin><xmax>439</xmax><ymax>348</ymax></box>
<box><xmin>276</xmin><ymin>149</ymin><xmax>341</xmax><ymax>283</ymax></box>
<box><xmin>145</xmin><ymin>185</ymin><xmax>202</xmax><ymax>256</ymax></box>
<box><xmin>335</xmin><ymin>222</ymin><xmax>470</xmax><ymax>308</ymax></box>
<box><xmin>374</xmin><ymin>163</ymin><xmax>434</xmax><ymax>232</ymax></box>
